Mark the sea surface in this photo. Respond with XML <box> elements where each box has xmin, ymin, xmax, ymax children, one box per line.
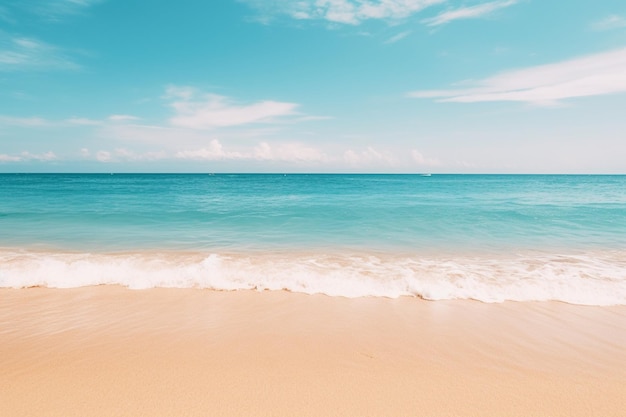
<box><xmin>1</xmin><ymin>174</ymin><xmax>625</xmax><ymax>305</ymax></box>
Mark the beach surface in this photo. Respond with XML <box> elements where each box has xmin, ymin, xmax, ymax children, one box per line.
<box><xmin>1</xmin><ymin>287</ymin><xmax>625</xmax><ymax>417</ymax></box>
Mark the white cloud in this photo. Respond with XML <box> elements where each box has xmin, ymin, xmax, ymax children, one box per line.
<box><xmin>167</xmin><ymin>86</ymin><xmax>299</xmax><ymax>129</ymax></box>
<box><xmin>0</xmin><ymin>36</ymin><xmax>79</xmax><ymax>71</ymax></box>
<box><xmin>177</xmin><ymin>142</ymin><xmax>436</xmax><ymax>168</ymax></box>
<box><xmin>175</xmin><ymin>140</ymin><xmax>245</xmax><ymax>161</ymax></box>
<box><xmin>343</xmin><ymin>146</ymin><xmax>394</xmax><ymax>165</ymax></box>
<box><xmin>66</xmin><ymin>117</ymin><xmax>101</xmax><ymax>126</ymax></box>
<box><xmin>74</xmin><ymin>141</ymin><xmax>428</xmax><ymax>169</ymax></box>
<box><xmin>591</xmin><ymin>15</ymin><xmax>626</xmax><ymax>31</ymax></box>
<box><xmin>254</xmin><ymin>142</ymin><xmax>329</xmax><ymax>162</ymax></box>
<box><xmin>64</xmin><ymin>115</ymin><xmax>139</xmax><ymax>126</ymax></box>
<box><xmin>99</xmin><ymin>122</ymin><xmax>214</xmax><ymax>147</ymax></box>
<box><xmin>165</xmin><ymin>85</ymin><xmax>196</xmax><ymax>100</ymax></box>
<box><xmin>23</xmin><ymin>151</ymin><xmax>57</xmax><ymax>161</ymax></box>
<box><xmin>109</xmin><ymin>114</ymin><xmax>140</xmax><ymax>122</ymax></box>
<box><xmin>0</xmin><ymin>115</ymin><xmax>51</xmax><ymax>127</ymax></box>
<box><xmin>112</xmin><ymin>148</ymin><xmax>167</xmax><ymax>161</ymax></box>
<box><xmin>141</xmin><ymin>150</ymin><xmax>169</xmax><ymax>161</ymax></box>
<box><xmin>2</xmin><ymin>114</ymin><xmax>134</xmax><ymax>128</ymax></box>
<box><xmin>175</xmin><ymin>140</ymin><xmax>328</xmax><ymax>163</ymax></box>
<box><xmin>411</xmin><ymin>149</ymin><xmax>440</xmax><ymax>166</ymax></box>
<box><xmin>2</xmin><ymin>114</ymin><xmax>143</xmax><ymax>130</ymax></box>
<box><xmin>421</xmin><ymin>0</ymin><xmax>517</xmax><ymax>26</ymax></box>
<box><xmin>0</xmin><ymin>151</ymin><xmax>58</xmax><ymax>162</ymax></box>
<box><xmin>384</xmin><ymin>30</ymin><xmax>411</xmax><ymax>44</ymax></box>
<box><xmin>241</xmin><ymin>0</ymin><xmax>444</xmax><ymax>25</ymax></box>
<box><xmin>142</xmin><ymin>137</ymin><xmax>391</xmax><ymax>169</ymax></box>
<box><xmin>0</xmin><ymin>89</ymin><xmax>313</xmax><ymax>151</ymax></box>
<box><xmin>0</xmin><ymin>154</ymin><xmax>21</xmax><ymax>162</ymax></box>
<box><xmin>96</xmin><ymin>150</ymin><xmax>112</xmax><ymax>162</ymax></box>
<box><xmin>317</xmin><ymin>0</ymin><xmax>358</xmax><ymax>24</ymax></box>
<box><xmin>409</xmin><ymin>48</ymin><xmax>626</xmax><ymax>105</ymax></box>
<box><xmin>114</xmin><ymin>148</ymin><xmax>134</xmax><ymax>158</ymax></box>
<box><xmin>92</xmin><ymin>148</ymin><xmax>167</xmax><ymax>163</ymax></box>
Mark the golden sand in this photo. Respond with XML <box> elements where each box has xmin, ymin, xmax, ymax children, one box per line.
<box><xmin>1</xmin><ymin>287</ymin><xmax>625</xmax><ymax>416</ymax></box>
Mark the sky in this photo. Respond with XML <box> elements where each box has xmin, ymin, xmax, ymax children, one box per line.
<box><xmin>1</xmin><ymin>0</ymin><xmax>625</xmax><ymax>173</ymax></box>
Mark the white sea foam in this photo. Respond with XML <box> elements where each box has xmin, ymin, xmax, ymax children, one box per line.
<box><xmin>1</xmin><ymin>249</ymin><xmax>625</xmax><ymax>306</ymax></box>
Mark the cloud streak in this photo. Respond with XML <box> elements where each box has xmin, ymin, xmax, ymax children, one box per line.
<box><xmin>411</xmin><ymin>149</ymin><xmax>441</xmax><ymax>166</ymax></box>
<box><xmin>166</xmin><ymin>86</ymin><xmax>300</xmax><ymax>129</ymax></box>
<box><xmin>88</xmin><ymin>148</ymin><xmax>167</xmax><ymax>163</ymax></box>
<box><xmin>0</xmin><ymin>36</ymin><xmax>79</xmax><ymax>71</ymax></box>
<box><xmin>109</xmin><ymin>114</ymin><xmax>140</xmax><ymax>122</ymax></box>
<box><xmin>0</xmin><ymin>115</ymin><xmax>54</xmax><ymax>127</ymax></box>
<box><xmin>241</xmin><ymin>0</ymin><xmax>444</xmax><ymax>25</ymax></box>
<box><xmin>421</xmin><ymin>0</ymin><xmax>518</xmax><ymax>26</ymax></box>
<box><xmin>343</xmin><ymin>146</ymin><xmax>394</xmax><ymax>165</ymax></box>
<box><xmin>590</xmin><ymin>15</ymin><xmax>626</xmax><ymax>31</ymax></box>
<box><xmin>1</xmin><ymin>114</ymin><xmax>142</xmax><ymax>128</ymax></box>
<box><xmin>384</xmin><ymin>30</ymin><xmax>411</xmax><ymax>44</ymax></box>
<box><xmin>409</xmin><ymin>48</ymin><xmax>626</xmax><ymax>105</ymax></box>
<box><xmin>0</xmin><ymin>151</ymin><xmax>57</xmax><ymax>163</ymax></box>
<box><xmin>175</xmin><ymin>140</ymin><xmax>329</xmax><ymax>163</ymax></box>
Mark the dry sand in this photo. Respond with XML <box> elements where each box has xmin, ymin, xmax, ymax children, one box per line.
<box><xmin>1</xmin><ymin>286</ymin><xmax>625</xmax><ymax>416</ymax></box>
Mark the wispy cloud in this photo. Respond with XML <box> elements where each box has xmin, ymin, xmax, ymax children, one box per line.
<box><xmin>81</xmin><ymin>141</ymin><xmax>429</xmax><ymax>168</ymax></box>
<box><xmin>1</xmin><ymin>114</ymin><xmax>141</xmax><ymax>128</ymax></box>
<box><xmin>0</xmin><ymin>115</ymin><xmax>52</xmax><ymax>127</ymax></box>
<box><xmin>175</xmin><ymin>141</ymin><xmax>244</xmax><ymax>161</ymax></box>
<box><xmin>0</xmin><ymin>36</ymin><xmax>79</xmax><ymax>71</ymax></box>
<box><xmin>0</xmin><ymin>151</ymin><xmax>57</xmax><ymax>163</ymax></box>
<box><xmin>409</xmin><ymin>48</ymin><xmax>626</xmax><ymax>105</ymax></box>
<box><xmin>66</xmin><ymin>115</ymin><xmax>141</xmax><ymax>126</ymax></box>
<box><xmin>76</xmin><ymin>141</ymin><xmax>332</xmax><ymax>165</ymax></box>
<box><xmin>411</xmin><ymin>149</ymin><xmax>441</xmax><ymax>166</ymax></box>
<box><xmin>590</xmin><ymin>14</ymin><xmax>626</xmax><ymax>31</ymax></box>
<box><xmin>384</xmin><ymin>30</ymin><xmax>411</xmax><ymax>44</ymax></box>
<box><xmin>421</xmin><ymin>0</ymin><xmax>518</xmax><ymax>26</ymax></box>
<box><xmin>89</xmin><ymin>148</ymin><xmax>167</xmax><ymax>163</ymax></box>
<box><xmin>175</xmin><ymin>140</ymin><xmax>329</xmax><ymax>163</ymax></box>
<box><xmin>241</xmin><ymin>0</ymin><xmax>444</xmax><ymax>25</ymax></box>
<box><xmin>0</xmin><ymin>1</ymin><xmax>101</xmax><ymax>71</ymax></box>
<box><xmin>166</xmin><ymin>86</ymin><xmax>300</xmax><ymax>129</ymax></box>
<box><xmin>23</xmin><ymin>0</ymin><xmax>105</xmax><ymax>21</ymax></box>
<box><xmin>0</xmin><ymin>154</ymin><xmax>22</xmax><ymax>162</ymax></box>
<box><xmin>253</xmin><ymin>142</ymin><xmax>329</xmax><ymax>162</ymax></box>
<box><xmin>109</xmin><ymin>114</ymin><xmax>140</xmax><ymax>122</ymax></box>
<box><xmin>22</xmin><ymin>151</ymin><xmax>57</xmax><ymax>161</ymax></box>
<box><xmin>343</xmin><ymin>146</ymin><xmax>394</xmax><ymax>166</ymax></box>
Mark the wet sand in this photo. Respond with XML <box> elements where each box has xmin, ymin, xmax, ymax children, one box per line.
<box><xmin>1</xmin><ymin>287</ymin><xmax>625</xmax><ymax>416</ymax></box>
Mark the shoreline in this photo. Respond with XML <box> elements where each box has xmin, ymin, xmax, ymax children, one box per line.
<box><xmin>2</xmin><ymin>286</ymin><xmax>626</xmax><ymax>416</ymax></box>
<box><xmin>2</xmin><ymin>248</ymin><xmax>626</xmax><ymax>304</ymax></box>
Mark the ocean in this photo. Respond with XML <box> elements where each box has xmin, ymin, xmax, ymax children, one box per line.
<box><xmin>1</xmin><ymin>173</ymin><xmax>625</xmax><ymax>305</ymax></box>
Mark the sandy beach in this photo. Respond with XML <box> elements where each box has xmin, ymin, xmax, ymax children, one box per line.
<box><xmin>1</xmin><ymin>287</ymin><xmax>625</xmax><ymax>416</ymax></box>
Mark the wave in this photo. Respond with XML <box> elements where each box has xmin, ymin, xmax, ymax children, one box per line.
<box><xmin>1</xmin><ymin>249</ymin><xmax>625</xmax><ymax>306</ymax></box>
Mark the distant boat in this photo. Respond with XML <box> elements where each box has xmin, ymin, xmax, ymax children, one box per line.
<box><xmin>420</xmin><ymin>173</ymin><xmax>432</xmax><ymax>177</ymax></box>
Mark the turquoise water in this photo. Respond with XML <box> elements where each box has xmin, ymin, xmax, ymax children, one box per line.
<box><xmin>1</xmin><ymin>174</ymin><xmax>625</xmax><ymax>304</ymax></box>
<box><xmin>2</xmin><ymin>173</ymin><xmax>625</xmax><ymax>251</ymax></box>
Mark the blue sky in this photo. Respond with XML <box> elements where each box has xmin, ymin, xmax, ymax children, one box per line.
<box><xmin>1</xmin><ymin>0</ymin><xmax>625</xmax><ymax>173</ymax></box>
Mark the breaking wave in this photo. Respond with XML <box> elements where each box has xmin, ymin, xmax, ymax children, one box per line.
<box><xmin>1</xmin><ymin>249</ymin><xmax>625</xmax><ymax>306</ymax></box>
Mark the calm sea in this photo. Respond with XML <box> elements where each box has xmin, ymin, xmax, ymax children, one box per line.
<box><xmin>1</xmin><ymin>174</ymin><xmax>625</xmax><ymax>305</ymax></box>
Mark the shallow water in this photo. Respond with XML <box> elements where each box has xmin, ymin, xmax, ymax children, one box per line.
<box><xmin>1</xmin><ymin>174</ymin><xmax>625</xmax><ymax>304</ymax></box>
